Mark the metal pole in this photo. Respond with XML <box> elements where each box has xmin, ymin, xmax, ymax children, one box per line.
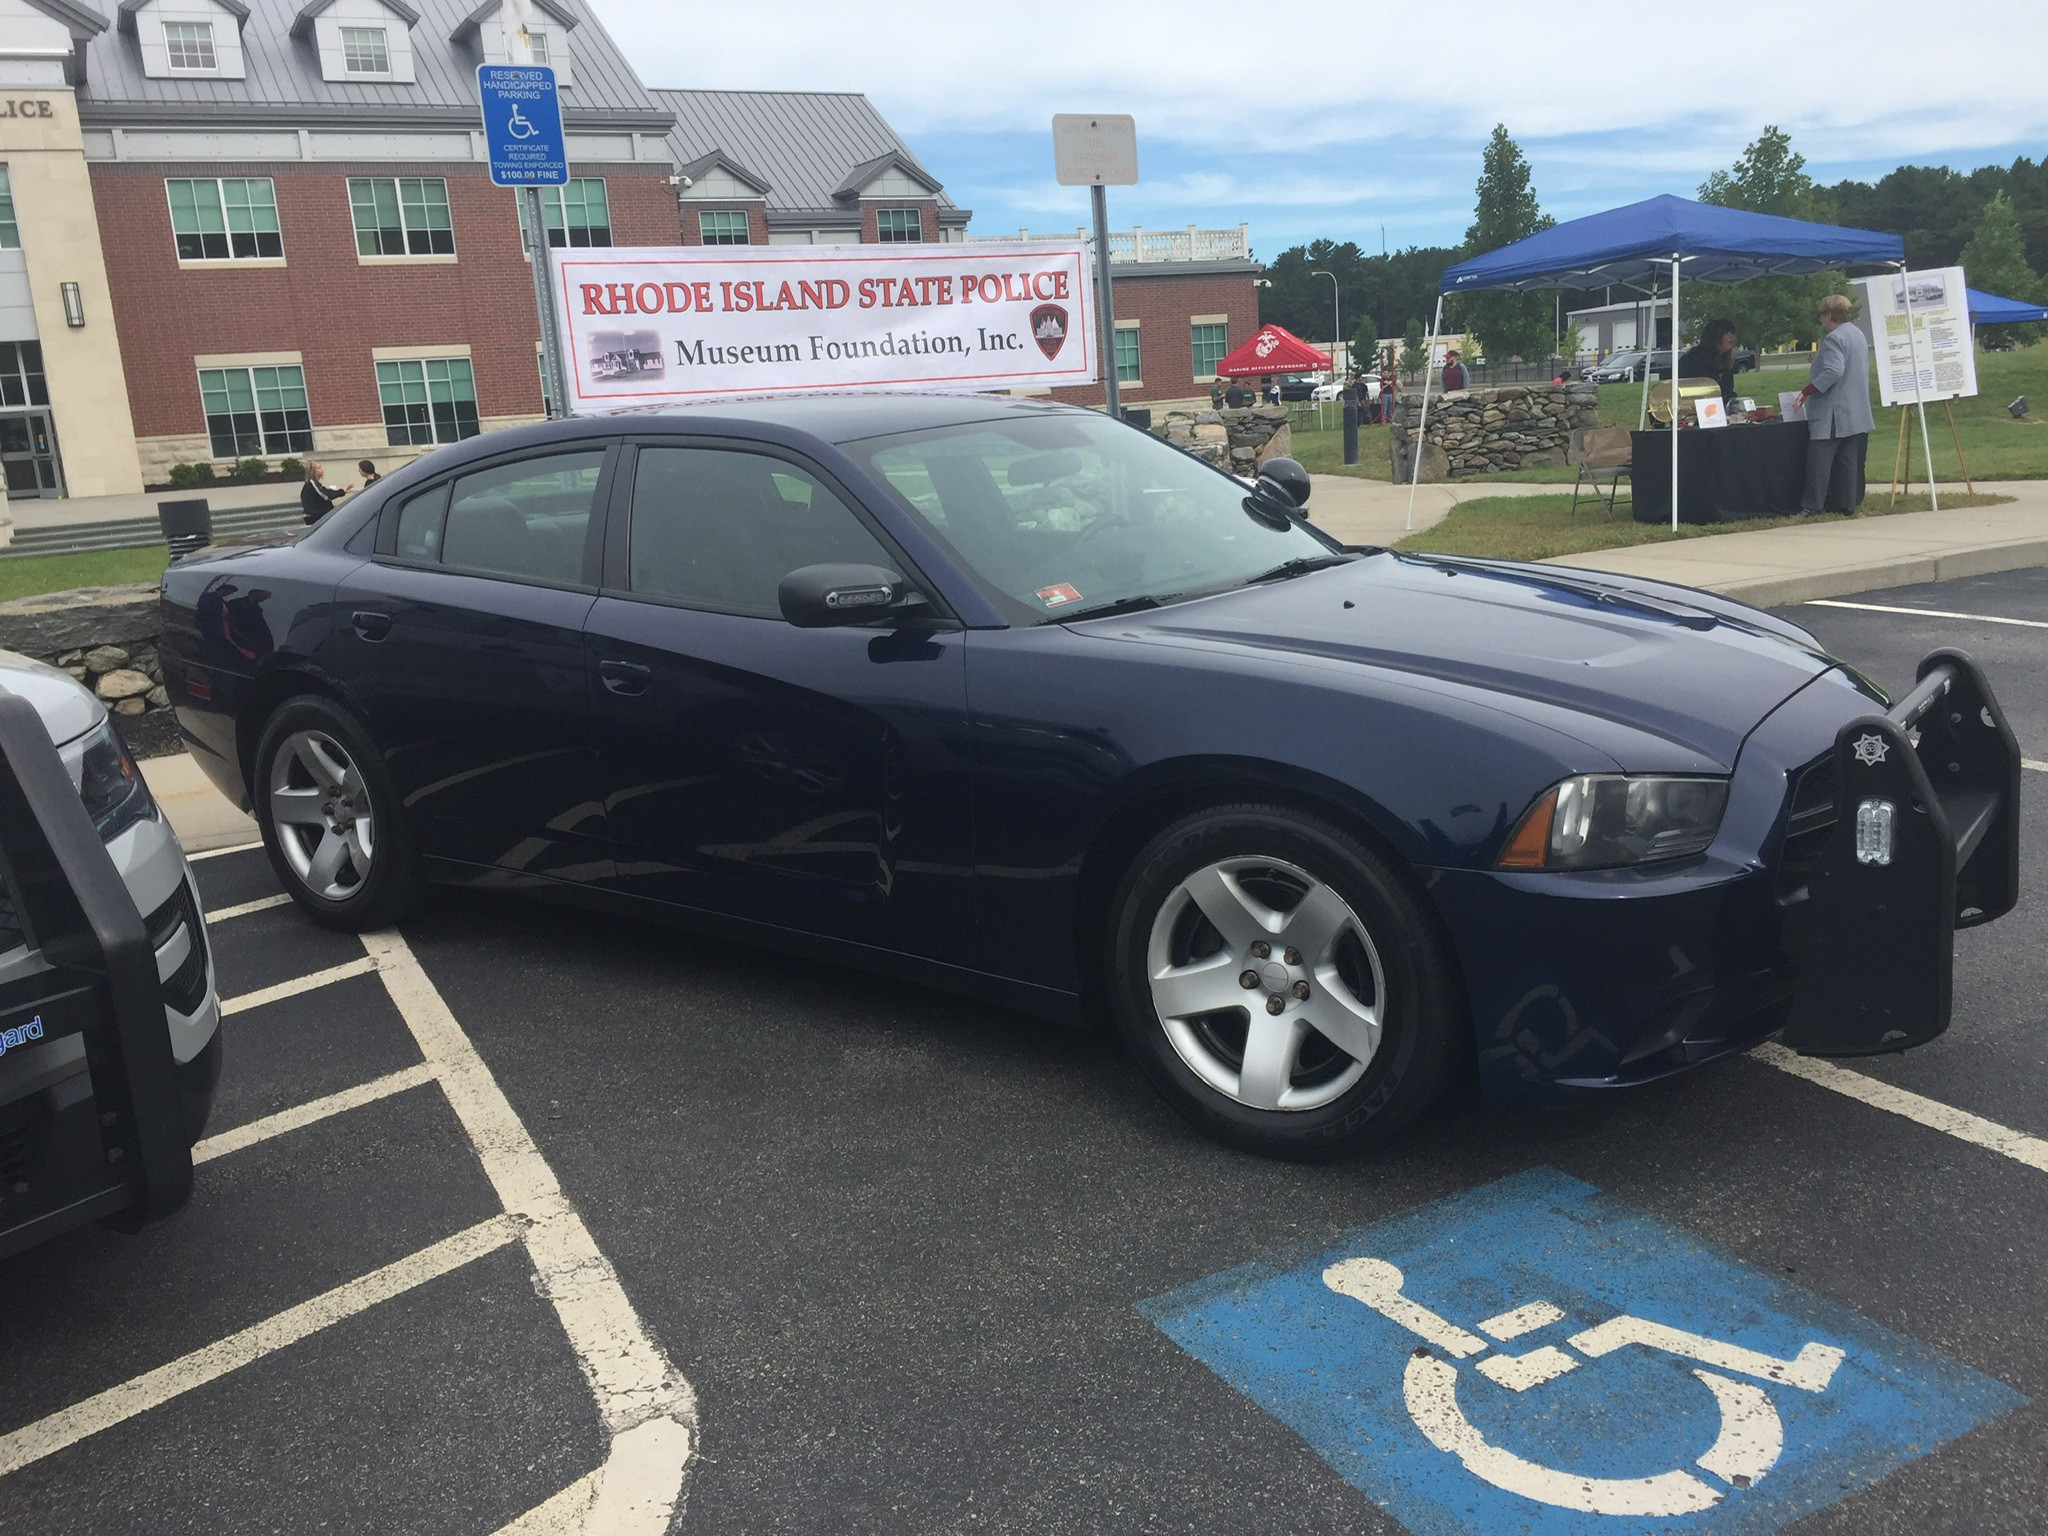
<box><xmin>1895</xmin><ymin>262</ymin><xmax>1939</xmax><ymax>513</ymax></box>
<box><xmin>1091</xmin><ymin>183</ymin><xmax>1119</xmax><ymax>418</ymax></box>
<box><xmin>1670</xmin><ymin>255</ymin><xmax>1681</xmax><ymax>532</ymax></box>
<box><xmin>1638</xmin><ymin>274</ymin><xmax>1655</xmax><ymax>430</ymax></box>
<box><xmin>523</xmin><ymin>186</ymin><xmax>569</xmax><ymax>418</ymax></box>
<box><xmin>1405</xmin><ymin>292</ymin><xmax>1444</xmax><ymax>533</ymax></box>
<box><xmin>1312</xmin><ymin>269</ymin><xmax>1339</xmax><ymax>374</ymax></box>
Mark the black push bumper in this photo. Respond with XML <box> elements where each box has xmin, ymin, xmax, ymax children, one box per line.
<box><xmin>1782</xmin><ymin>648</ymin><xmax>2022</xmax><ymax>1056</ymax></box>
<box><xmin>0</xmin><ymin>694</ymin><xmax>196</xmax><ymax>1259</ymax></box>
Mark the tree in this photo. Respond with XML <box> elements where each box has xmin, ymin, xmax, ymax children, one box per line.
<box><xmin>1398</xmin><ymin>317</ymin><xmax>1428</xmax><ymax>377</ymax></box>
<box><xmin>1460</xmin><ymin>125</ymin><xmax>1555</xmax><ymax>361</ymax></box>
<box><xmin>1692</xmin><ymin>126</ymin><xmax>1840</xmax><ymax>349</ymax></box>
<box><xmin>1960</xmin><ymin>191</ymin><xmax>2045</xmax><ymax>345</ymax></box>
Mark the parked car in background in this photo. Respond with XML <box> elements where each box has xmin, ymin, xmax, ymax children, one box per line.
<box><xmin>1277</xmin><ymin>375</ymin><xmax>1321</xmax><ymax>402</ymax></box>
<box><xmin>1583</xmin><ymin>350</ymin><xmax>1670</xmax><ymax>384</ymax></box>
<box><xmin>1311</xmin><ymin>376</ymin><xmax>1379</xmax><ymax>404</ymax></box>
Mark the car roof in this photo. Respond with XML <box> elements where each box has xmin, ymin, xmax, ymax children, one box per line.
<box><xmin>610</xmin><ymin>390</ymin><xmax>1098</xmax><ymax>445</ymax></box>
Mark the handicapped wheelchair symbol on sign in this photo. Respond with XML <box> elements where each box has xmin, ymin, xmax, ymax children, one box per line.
<box><xmin>1323</xmin><ymin>1256</ymin><xmax>1843</xmax><ymax>1517</ymax></box>
<box><xmin>505</xmin><ymin>104</ymin><xmax>538</xmax><ymax>140</ymax></box>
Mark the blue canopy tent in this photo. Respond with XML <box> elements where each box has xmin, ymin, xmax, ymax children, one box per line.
<box><xmin>1968</xmin><ymin>287</ymin><xmax>2048</xmax><ymax>326</ymax></box>
<box><xmin>1408</xmin><ymin>195</ymin><xmax>1908</xmax><ymax>530</ymax></box>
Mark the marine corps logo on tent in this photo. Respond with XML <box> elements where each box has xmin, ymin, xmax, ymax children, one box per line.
<box><xmin>1031</xmin><ymin>304</ymin><xmax>1069</xmax><ymax>360</ymax></box>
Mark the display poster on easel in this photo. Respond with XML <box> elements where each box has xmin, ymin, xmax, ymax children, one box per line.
<box><xmin>1857</xmin><ymin>266</ymin><xmax>1977</xmax><ymax>406</ymax></box>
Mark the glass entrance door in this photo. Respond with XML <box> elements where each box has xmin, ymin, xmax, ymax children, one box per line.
<box><xmin>0</xmin><ymin>412</ymin><xmax>62</xmax><ymax>499</ymax></box>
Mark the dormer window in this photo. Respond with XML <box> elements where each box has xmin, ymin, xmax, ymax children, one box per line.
<box><xmin>163</xmin><ymin>19</ymin><xmax>217</xmax><ymax>71</ymax></box>
<box><xmin>340</xmin><ymin>25</ymin><xmax>391</xmax><ymax>73</ymax></box>
<box><xmin>523</xmin><ymin>26</ymin><xmax>549</xmax><ymax>64</ymax></box>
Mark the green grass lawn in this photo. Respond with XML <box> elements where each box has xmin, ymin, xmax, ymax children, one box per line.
<box><xmin>0</xmin><ymin>545</ymin><xmax>168</xmax><ymax>603</ymax></box>
<box><xmin>1392</xmin><ymin>491</ymin><xmax>2014</xmax><ymax>562</ymax></box>
<box><xmin>1285</xmin><ymin>345</ymin><xmax>2048</xmax><ymax>486</ymax></box>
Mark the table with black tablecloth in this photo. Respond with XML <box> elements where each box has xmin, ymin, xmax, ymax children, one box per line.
<box><xmin>1631</xmin><ymin>420</ymin><xmax>1809</xmax><ymax>524</ymax></box>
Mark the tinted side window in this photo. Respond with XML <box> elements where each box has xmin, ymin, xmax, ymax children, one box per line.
<box><xmin>628</xmin><ymin>447</ymin><xmax>891</xmax><ymax>616</ymax></box>
<box><xmin>393</xmin><ymin>482</ymin><xmax>449</xmax><ymax>562</ymax></box>
<box><xmin>439</xmin><ymin>450</ymin><xmax>605</xmax><ymax>585</ymax></box>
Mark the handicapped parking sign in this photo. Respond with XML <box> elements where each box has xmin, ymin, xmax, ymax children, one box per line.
<box><xmin>1139</xmin><ymin>1169</ymin><xmax>2022</xmax><ymax>1534</ymax></box>
<box><xmin>477</xmin><ymin>64</ymin><xmax>566</xmax><ymax>187</ymax></box>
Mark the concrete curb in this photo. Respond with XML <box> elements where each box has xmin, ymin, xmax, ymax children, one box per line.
<box><xmin>1680</xmin><ymin>536</ymin><xmax>2048</xmax><ymax>606</ymax></box>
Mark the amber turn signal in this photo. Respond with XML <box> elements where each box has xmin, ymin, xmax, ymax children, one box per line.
<box><xmin>1497</xmin><ymin>787</ymin><xmax>1557</xmax><ymax>869</ymax></box>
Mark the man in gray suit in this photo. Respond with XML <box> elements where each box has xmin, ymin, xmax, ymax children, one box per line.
<box><xmin>1796</xmin><ymin>293</ymin><xmax>1875</xmax><ymax>512</ymax></box>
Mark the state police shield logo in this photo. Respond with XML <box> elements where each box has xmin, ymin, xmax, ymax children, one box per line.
<box><xmin>1030</xmin><ymin>304</ymin><xmax>1069</xmax><ymax>360</ymax></box>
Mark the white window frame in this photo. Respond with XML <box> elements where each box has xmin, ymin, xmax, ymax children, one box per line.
<box><xmin>697</xmin><ymin>209</ymin><xmax>750</xmax><ymax>246</ymax></box>
<box><xmin>874</xmin><ymin>208</ymin><xmax>922</xmax><ymax>244</ymax></box>
<box><xmin>1113</xmin><ymin>322</ymin><xmax>1142</xmax><ymax>386</ymax></box>
<box><xmin>162</xmin><ymin>19</ymin><xmax>217</xmax><ymax>72</ymax></box>
<box><xmin>348</xmin><ymin>176</ymin><xmax>456</xmax><ymax>260</ymax></box>
<box><xmin>339</xmin><ymin>25</ymin><xmax>391</xmax><ymax>74</ymax></box>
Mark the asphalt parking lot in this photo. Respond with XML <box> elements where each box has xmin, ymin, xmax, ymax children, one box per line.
<box><xmin>1</xmin><ymin>567</ymin><xmax>2043</xmax><ymax>1535</ymax></box>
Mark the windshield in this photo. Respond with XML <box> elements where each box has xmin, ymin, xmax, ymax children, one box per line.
<box><xmin>848</xmin><ymin>412</ymin><xmax>1337</xmax><ymax>621</ymax></box>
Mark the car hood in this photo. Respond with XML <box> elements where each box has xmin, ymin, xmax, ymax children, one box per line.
<box><xmin>0</xmin><ymin>650</ymin><xmax>106</xmax><ymax>749</ymax></box>
<box><xmin>1084</xmin><ymin>552</ymin><xmax>1835</xmax><ymax>766</ymax></box>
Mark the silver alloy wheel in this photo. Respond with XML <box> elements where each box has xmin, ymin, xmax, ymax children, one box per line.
<box><xmin>268</xmin><ymin>729</ymin><xmax>375</xmax><ymax>902</ymax></box>
<box><xmin>1145</xmin><ymin>855</ymin><xmax>1385</xmax><ymax>1112</ymax></box>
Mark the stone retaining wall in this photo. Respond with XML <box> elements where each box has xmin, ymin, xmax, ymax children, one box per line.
<box><xmin>0</xmin><ymin>584</ymin><xmax>172</xmax><ymax>720</ymax></box>
<box><xmin>1387</xmin><ymin>383</ymin><xmax>1600</xmax><ymax>481</ymax></box>
<box><xmin>1161</xmin><ymin>404</ymin><xmax>1293</xmax><ymax>473</ymax></box>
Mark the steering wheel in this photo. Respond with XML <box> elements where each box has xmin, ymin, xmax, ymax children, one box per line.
<box><xmin>1017</xmin><ymin>510</ymin><xmax>1133</xmax><ymax>588</ymax></box>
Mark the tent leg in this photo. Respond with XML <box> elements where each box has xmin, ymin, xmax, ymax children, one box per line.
<box><xmin>1670</xmin><ymin>256</ymin><xmax>1681</xmax><ymax>533</ymax></box>
<box><xmin>1638</xmin><ymin>274</ymin><xmax>1655</xmax><ymax>430</ymax></box>
<box><xmin>1405</xmin><ymin>293</ymin><xmax>1444</xmax><ymax>533</ymax></box>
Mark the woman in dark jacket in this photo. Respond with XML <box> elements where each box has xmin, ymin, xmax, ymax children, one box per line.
<box><xmin>300</xmin><ymin>461</ymin><xmax>351</xmax><ymax>524</ymax></box>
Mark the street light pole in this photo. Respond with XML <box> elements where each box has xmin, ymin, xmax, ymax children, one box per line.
<box><xmin>1311</xmin><ymin>269</ymin><xmax>1340</xmax><ymax>372</ymax></box>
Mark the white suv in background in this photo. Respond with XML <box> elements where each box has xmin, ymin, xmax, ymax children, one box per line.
<box><xmin>0</xmin><ymin>654</ymin><xmax>222</xmax><ymax>1145</ymax></box>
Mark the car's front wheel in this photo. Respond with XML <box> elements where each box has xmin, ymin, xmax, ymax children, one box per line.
<box><xmin>1107</xmin><ymin>805</ymin><xmax>1464</xmax><ymax>1160</ymax></box>
<box><xmin>253</xmin><ymin>695</ymin><xmax>414</xmax><ymax>931</ymax></box>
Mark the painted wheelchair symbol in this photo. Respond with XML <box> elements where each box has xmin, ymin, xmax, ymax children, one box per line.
<box><xmin>1324</xmin><ymin>1258</ymin><xmax>1846</xmax><ymax>1517</ymax></box>
<box><xmin>505</xmin><ymin>104</ymin><xmax>538</xmax><ymax>140</ymax></box>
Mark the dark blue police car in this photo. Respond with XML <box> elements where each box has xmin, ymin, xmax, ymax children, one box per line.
<box><xmin>157</xmin><ymin>394</ymin><xmax>2020</xmax><ymax>1159</ymax></box>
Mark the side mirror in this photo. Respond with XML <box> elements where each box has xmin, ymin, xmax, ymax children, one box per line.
<box><xmin>777</xmin><ymin>563</ymin><xmax>926</xmax><ymax>628</ymax></box>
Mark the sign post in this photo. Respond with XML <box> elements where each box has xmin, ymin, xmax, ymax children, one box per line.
<box><xmin>1052</xmin><ymin>114</ymin><xmax>1138</xmax><ymax>420</ymax></box>
<box><xmin>478</xmin><ymin>63</ymin><xmax>570</xmax><ymax>417</ymax></box>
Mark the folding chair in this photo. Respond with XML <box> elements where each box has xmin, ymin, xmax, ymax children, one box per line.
<box><xmin>1569</xmin><ymin>427</ymin><xmax>1632</xmax><ymax>516</ymax></box>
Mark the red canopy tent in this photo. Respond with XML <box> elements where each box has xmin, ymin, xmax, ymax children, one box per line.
<box><xmin>1213</xmin><ymin>324</ymin><xmax>1332</xmax><ymax>378</ymax></box>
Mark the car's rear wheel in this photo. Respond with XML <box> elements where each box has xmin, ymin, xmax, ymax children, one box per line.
<box><xmin>253</xmin><ymin>696</ymin><xmax>414</xmax><ymax>931</ymax></box>
<box><xmin>1106</xmin><ymin>805</ymin><xmax>1463</xmax><ymax>1160</ymax></box>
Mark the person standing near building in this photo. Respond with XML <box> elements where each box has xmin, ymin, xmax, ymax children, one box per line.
<box><xmin>1224</xmin><ymin>378</ymin><xmax>1249</xmax><ymax>408</ymax></box>
<box><xmin>1440</xmin><ymin>349</ymin><xmax>1467</xmax><ymax>391</ymax></box>
<box><xmin>1795</xmin><ymin>294</ymin><xmax>1874</xmax><ymax>512</ymax></box>
<box><xmin>300</xmin><ymin>461</ymin><xmax>351</xmax><ymax>524</ymax></box>
<box><xmin>358</xmin><ymin>459</ymin><xmax>382</xmax><ymax>487</ymax></box>
<box><xmin>1678</xmin><ymin>318</ymin><xmax>1740</xmax><ymax>406</ymax></box>
<box><xmin>1210</xmin><ymin>376</ymin><xmax>1226</xmax><ymax>410</ymax></box>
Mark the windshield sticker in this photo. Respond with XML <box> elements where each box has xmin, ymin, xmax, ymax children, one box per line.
<box><xmin>1036</xmin><ymin>583</ymin><xmax>1083</xmax><ymax>608</ymax></box>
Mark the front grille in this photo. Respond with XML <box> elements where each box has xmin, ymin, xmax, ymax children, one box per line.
<box><xmin>1775</xmin><ymin>754</ymin><xmax>1837</xmax><ymax>904</ymax></box>
<box><xmin>144</xmin><ymin>879</ymin><xmax>211</xmax><ymax>1018</ymax></box>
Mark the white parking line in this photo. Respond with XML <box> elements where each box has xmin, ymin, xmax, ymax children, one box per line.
<box><xmin>191</xmin><ymin>1063</ymin><xmax>438</xmax><ymax>1165</ymax></box>
<box><xmin>218</xmin><ymin>956</ymin><xmax>378</xmax><ymax>1016</ymax></box>
<box><xmin>364</xmin><ymin>929</ymin><xmax>698</xmax><ymax>1534</ymax></box>
<box><xmin>205</xmin><ymin>893</ymin><xmax>293</xmax><ymax>923</ymax></box>
<box><xmin>2025</xmin><ymin>759</ymin><xmax>2047</xmax><ymax>774</ymax></box>
<box><xmin>0</xmin><ymin>1216</ymin><xmax>521</xmax><ymax>1479</ymax></box>
<box><xmin>1804</xmin><ymin>599</ymin><xmax>2048</xmax><ymax>629</ymax></box>
<box><xmin>186</xmin><ymin>839</ymin><xmax>264</xmax><ymax>862</ymax></box>
<box><xmin>1752</xmin><ymin>1043</ymin><xmax>2048</xmax><ymax>1174</ymax></box>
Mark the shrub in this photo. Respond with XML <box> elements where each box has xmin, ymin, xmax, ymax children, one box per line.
<box><xmin>167</xmin><ymin>462</ymin><xmax>201</xmax><ymax>487</ymax></box>
<box><xmin>193</xmin><ymin>461</ymin><xmax>215</xmax><ymax>481</ymax></box>
<box><xmin>232</xmin><ymin>457</ymin><xmax>270</xmax><ymax>480</ymax></box>
<box><xmin>278</xmin><ymin>457</ymin><xmax>305</xmax><ymax>479</ymax></box>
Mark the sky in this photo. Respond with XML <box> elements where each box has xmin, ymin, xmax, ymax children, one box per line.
<box><xmin>590</xmin><ymin>1</ymin><xmax>2048</xmax><ymax>259</ymax></box>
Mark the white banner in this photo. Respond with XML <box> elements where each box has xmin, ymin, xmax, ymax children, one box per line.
<box><xmin>546</xmin><ymin>241</ymin><xmax>1097</xmax><ymax>412</ymax></box>
<box><xmin>1856</xmin><ymin>265</ymin><xmax>1978</xmax><ymax>406</ymax></box>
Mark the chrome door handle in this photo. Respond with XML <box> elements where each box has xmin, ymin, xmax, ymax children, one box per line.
<box><xmin>599</xmin><ymin>659</ymin><xmax>651</xmax><ymax>696</ymax></box>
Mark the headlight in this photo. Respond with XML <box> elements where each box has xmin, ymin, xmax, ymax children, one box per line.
<box><xmin>78</xmin><ymin>721</ymin><xmax>159</xmax><ymax>843</ymax></box>
<box><xmin>1498</xmin><ymin>774</ymin><xmax>1728</xmax><ymax>870</ymax></box>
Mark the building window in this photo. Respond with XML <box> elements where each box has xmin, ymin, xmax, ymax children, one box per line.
<box><xmin>167</xmin><ymin>178</ymin><xmax>282</xmax><ymax>261</ymax></box>
<box><xmin>1191</xmin><ymin>322</ymin><xmax>1229</xmax><ymax>378</ymax></box>
<box><xmin>0</xmin><ymin>167</ymin><xmax>18</xmax><ymax>250</ymax></box>
<box><xmin>541</xmin><ymin>180</ymin><xmax>611</xmax><ymax>247</ymax></box>
<box><xmin>198</xmin><ymin>365</ymin><xmax>313</xmax><ymax>459</ymax></box>
<box><xmin>349</xmin><ymin>177</ymin><xmax>454</xmax><ymax>256</ymax></box>
<box><xmin>340</xmin><ymin>26</ymin><xmax>391</xmax><ymax>73</ymax></box>
<box><xmin>697</xmin><ymin>210</ymin><xmax>749</xmax><ymax>246</ymax></box>
<box><xmin>875</xmin><ymin>208</ymin><xmax>921</xmax><ymax>243</ymax></box>
<box><xmin>524</xmin><ymin>27</ymin><xmax>550</xmax><ymax>64</ymax></box>
<box><xmin>377</xmin><ymin>357</ymin><xmax>480</xmax><ymax>446</ymax></box>
<box><xmin>0</xmin><ymin>341</ymin><xmax>48</xmax><ymax>408</ymax></box>
<box><xmin>163</xmin><ymin>20</ymin><xmax>217</xmax><ymax>71</ymax></box>
<box><xmin>1114</xmin><ymin>326</ymin><xmax>1142</xmax><ymax>383</ymax></box>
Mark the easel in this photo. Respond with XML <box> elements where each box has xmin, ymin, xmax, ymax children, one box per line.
<box><xmin>1885</xmin><ymin>397</ymin><xmax>1974</xmax><ymax>508</ymax></box>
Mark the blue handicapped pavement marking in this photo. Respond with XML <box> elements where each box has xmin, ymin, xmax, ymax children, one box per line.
<box><xmin>1138</xmin><ymin>1168</ymin><xmax>2023</xmax><ymax>1535</ymax></box>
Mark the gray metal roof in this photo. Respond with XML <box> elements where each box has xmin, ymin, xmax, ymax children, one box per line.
<box><xmin>78</xmin><ymin>0</ymin><xmax>673</xmax><ymax>130</ymax></box>
<box><xmin>651</xmin><ymin>89</ymin><xmax>966</xmax><ymax>222</ymax></box>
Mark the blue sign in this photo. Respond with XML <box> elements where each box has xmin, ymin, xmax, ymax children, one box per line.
<box><xmin>1140</xmin><ymin>1169</ymin><xmax>2022</xmax><ymax>1535</ymax></box>
<box><xmin>477</xmin><ymin>64</ymin><xmax>566</xmax><ymax>187</ymax></box>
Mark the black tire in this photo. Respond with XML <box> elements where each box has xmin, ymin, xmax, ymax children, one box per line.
<box><xmin>1106</xmin><ymin>804</ymin><xmax>1464</xmax><ymax>1161</ymax></box>
<box><xmin>252</xmin><ymin>694</ymin><xmax>416</xmax><ymax>931</ymax></box>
